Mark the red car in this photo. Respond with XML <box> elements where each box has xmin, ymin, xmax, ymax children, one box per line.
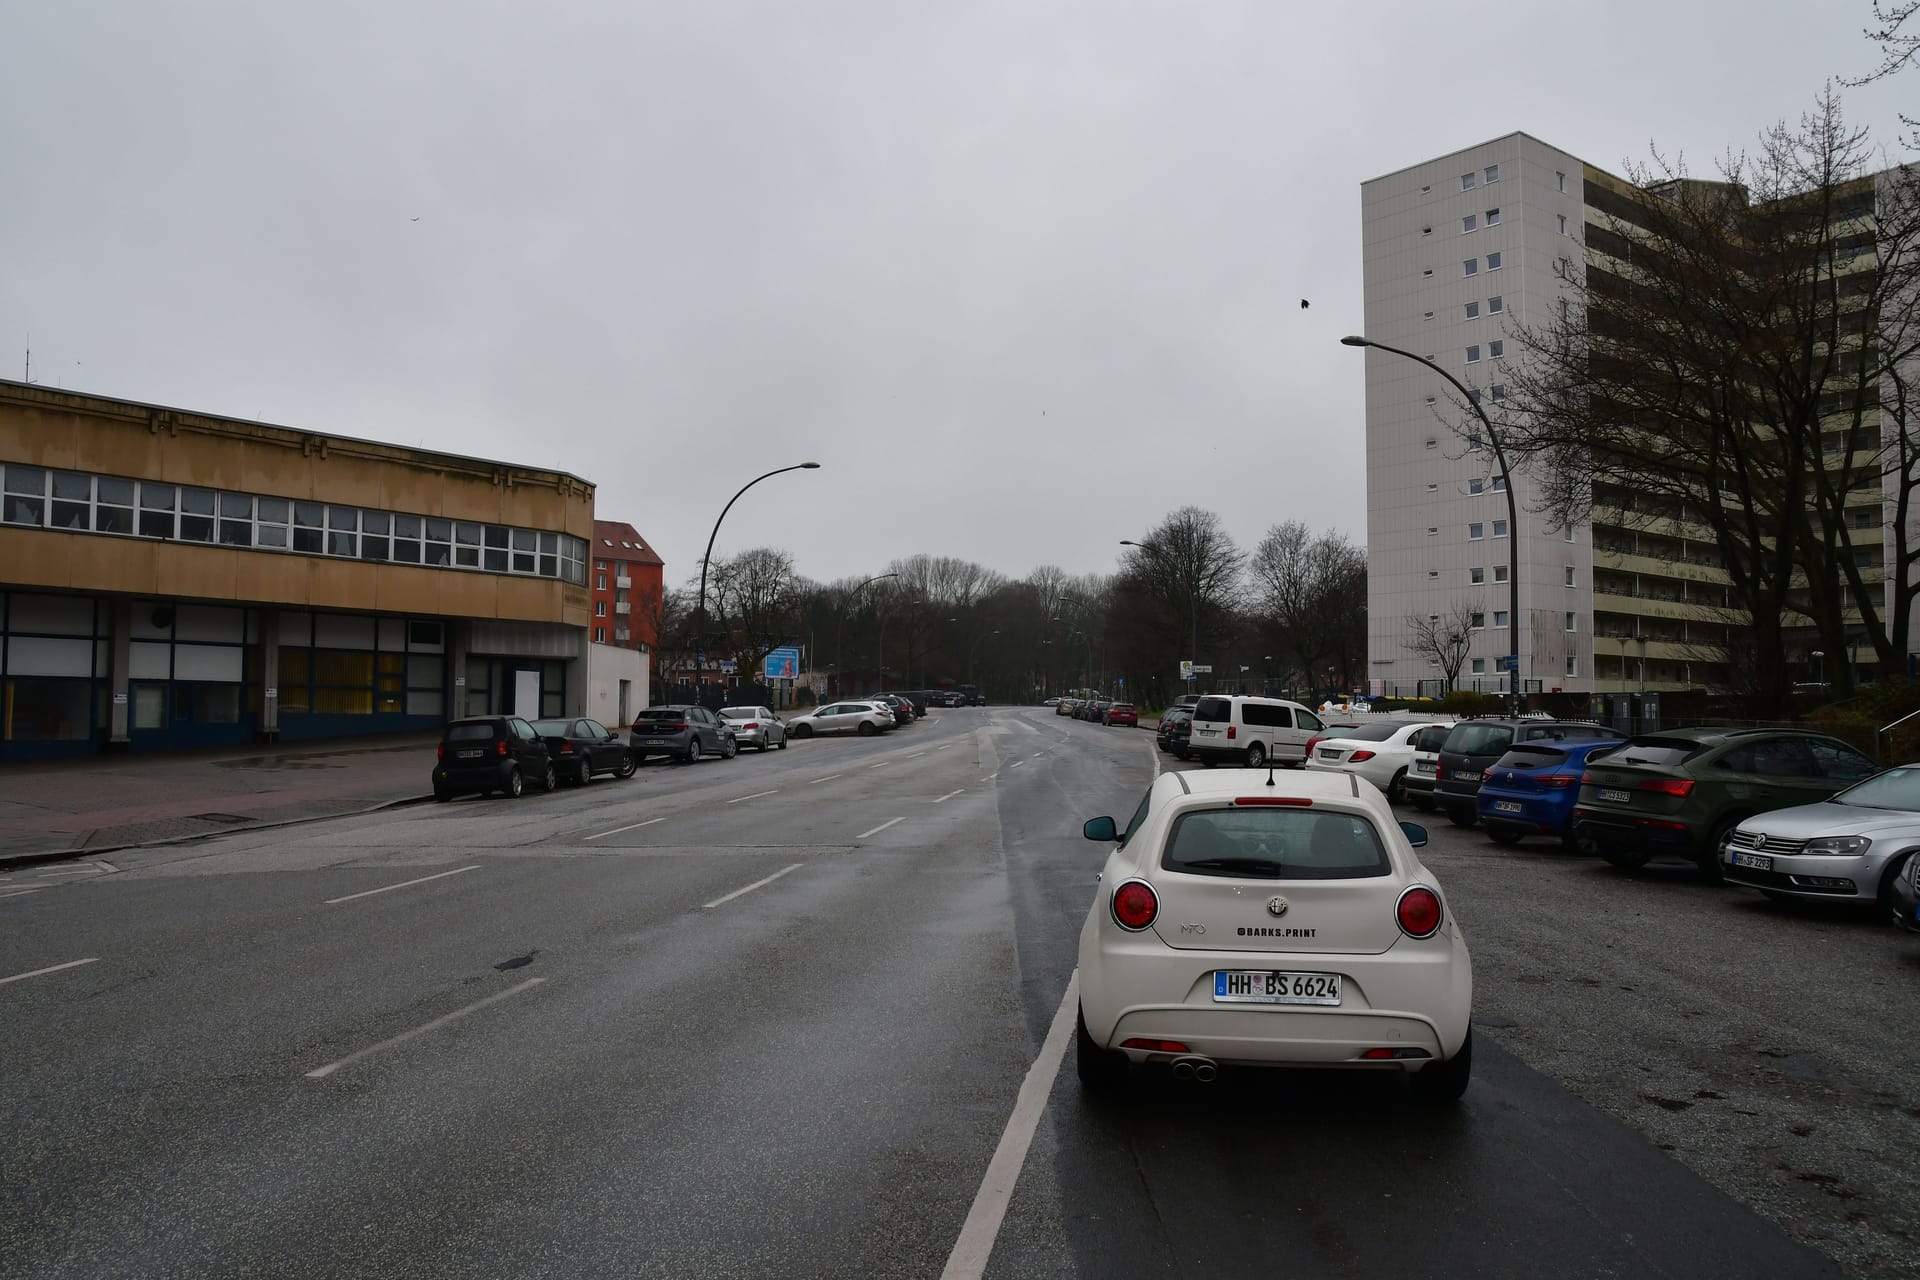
<box><xmin>1103</xmin><ymin>702</ymin><xmax>1138</xmax><ymax>727</ymax></box>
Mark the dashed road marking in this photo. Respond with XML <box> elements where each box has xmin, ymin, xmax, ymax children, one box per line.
<box><xmin>703</xmin><ymin>862</ymin><xmax>804</xmax><ymax>909</ymax></box>
<box><xmin>0</xmin><ymin>957</ymin><xmax>100</xmax><ymax>987</ymax></box>
<box><xmin>933</xmin><ymin>789</ymin><xmax>965</xmax><ymax>804</ymax></box>
<box><xmin>325</xmin><ymin>865</ymin><xmax>480</xmax><ymax>905</ymax></box>
<box><xmin>726</xmin><ymin>790</ymin><xmax>780</xmax><ymax>805</ymax></box>
<box><xmin>585</xmin><ymin>817</ymin><xmax>666</xmax><ymax>840</ymax></box>
<box><xmin>305</xmin><ymin>978</ymin><xmax>547</xmax><ymax>1078</ymax></box>
<box><xmin>856</xmin><ymin>817</ymin><xmax>906</xmax><ymax>840</ymax></box>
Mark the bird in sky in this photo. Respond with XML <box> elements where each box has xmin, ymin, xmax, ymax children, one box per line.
<box><xmin>1300</xmin><ymin>299</ymin><xmax>1310</xmax><ymax>309</ymax></box>
<box><xmin>410</xmin><ymin>216</ymin><xmax>421</xmax><ymax>222</ymax></box>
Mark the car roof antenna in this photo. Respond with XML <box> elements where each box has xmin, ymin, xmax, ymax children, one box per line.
<box><xmin>1266</xmin><ymin>757</ymin><xmax>1277</xmax><ymax>788</ymax></box>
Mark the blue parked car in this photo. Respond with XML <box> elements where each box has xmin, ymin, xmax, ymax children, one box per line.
<box><xmin>1478</xmin><ymin>737</ymin><xmax>1625</xmax><ymax>848</ymax></box>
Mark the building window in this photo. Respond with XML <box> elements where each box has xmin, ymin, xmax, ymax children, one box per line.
<box><xmin>596</xmin><ymin>573</ymin><xmax>608</xmax><ymax>590</ymax></box>
<box><xmin>1423</xmin><ymin>268</ymin><xmax>1434</xmax><ymax>277</ymax></box>
<box><xmin>1564</xmin><ymin>526</ymin><xmax>1577</xmax><ymax>543</ymax></box>
<box><xmin>1490</xmin><ymin>340</ymin><xmax>1505</xmax><ymax>359</ymax></box>
<box><xmin>1493</xmin><ymin>520</ymin><xmax>1509</xmax><ymax>538</ymax></box>
<box><xmin>1463</xmin><ymin>259</ymin><xmax>1478</xmax><ymax>276</ymax></box>
<box><xmin>1558</xmin><ymin>213</ymin><xmax>1569</xmax><ymax>235</ymax></box>
<box><xmin>1467</xmin><ymin>434</ymin><xmax>1484</xmax><ymax>452</ymax></box>
<box><xmin>1488</xmin><ymin>295</ymin><xmax>1503</xmax><ymax>314</ymax></box>
<box><xmin>1565</xmin><ymin>612</ymin><xmax>1577</xmax><ymax>632</ymax></box>
<box><xmin>1484</xmin><ymin>164</ymin><xmax>1500</xmax><ymax>184</ymax></box>
<box><xmin>594</xmin><ymin>626</ymin><xmax>607</xmax><ymax>643</ymax></box>
<box><xmin>1471</xmin><ymin>613</ymin><xmax>1486</xmax><ymax>629</ymax></box>
<box><xmin>1466</xmin><ymin>345</ymin><xmax>1482</xmax><ymax>363</ymax></box>
<box><xmin>1469</xmin><ymin>478</ymin><xmax>1485</xmax><ymax>495</ymax></box>
<box><xmin>1422</xmin><ymin>226</ymin><xmax>1433</xmax><ymax>237</ymax></box>
<box><xmin>595</xmin><ymin>601</ymin><xmax>607</xmax><ymax>618</ymax></box>
<box><xmin>1469</xmin><ymin>523</ymin><xmax>1485</xmax><ymax>540</ymax></box>
<box><xmin>1462</xmin><ymin>214</ymin><xmax>1478</xmax><ymax>232</ymax></box>
<box><xmin>596</xmin><ymin>560</ymin><xmax>609</xmax><ymax>571</ymax></box>
<box><xmin>1461</xmin><ymin>172</ymin><xmax>1477</xmax><ymax>190</ymax></box>
<box><xmin>1492</xmin><ymin>476</ymin><xmax>1507</xmax><ymax>491</ymax></box>
<box><xmin>1490</xmin><ymin>384</ymin><xmax>1506</xmax><ymax>402</ymax></box>
<box><xmin>1465</xmin><ymin>301</ymin><xmax>1480</xmax><ymax>319</ymax></box>
<box><xmin>1565</xmin><ymin>566</ymin><xmax>1576</xmax><ymax>586</ymax></box>
<box><xmin>1493</xmin><ymin>610</ymin><xmax>1509</xmax><ymax>627</ymax></box>
<box><xmin>1428</xmin><ymin>569</ymin><xmax>1440</xmax><ymax>578</ymax></box>
<box><xmin>1566</xmin><ymin>656</ymin><xmax>1578</xmax><ymax>677</ymax></box>
<box><xmin>1554</xmin><ymin>256</ymin><xmax>1569</xmax><ymax>276</ymax></box>
<box><xmin>1427</xmin><ymin>482</ymin><xmax>1439</xmax><ymax>491</ymax></box>
<box><xmin>1556</xmin><ymin>170</ymin><xmax>1567</xmax><ymax>192</ymax></box>
<box><xmin>1471</xmin><ymin>567</ymin><xmax>1485</xmax><ymax>584</ymax></box>
<box><xmin>1467</xmin><ymin>389</ymin><xmax>1482</xmax><ymax>404</ymax></box>
<box><xmin>1421</xmin><ymin>184</ymin><xmax>1432</xmax><ymax>193</ymax></box>
<box><xmin>1493</xmin><ymin>565</ymin><xmax>1509</xmax><ymax>583</ymax></box>
<box><xmin>1427</xmin><ymin>526</ymin><xmax>1439</xmax><ymax>536</ymax></box>
<box><xmin>1486</xmin><ymin>208</ymin><xmax>1501</xmax><ymax>226</ymax></box>
<box><xmin>1486</xmin><ymin>251</ymin><xmax>1503</xmax><ymax>271</ymax></box>
<box><xmin>1425</xmin><ymin>437</ymin><xmax>1438</xmax><ymax>450</ymax></box>
<box><xmin>1471</xmin><ymin>658</ymin><xmax>1486</xmax><ymax>674</ymax></box>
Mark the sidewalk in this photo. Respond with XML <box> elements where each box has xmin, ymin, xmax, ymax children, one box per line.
<box><xmin>0</xmin><ymin>732</ymin><xmax>441</xmax><ymax>866</ymax></box>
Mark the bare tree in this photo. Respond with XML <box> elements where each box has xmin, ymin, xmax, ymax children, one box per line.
<box><xmin>708</xmin><ymin>547</ymin><xmax>800</xmax><ymax>685</ymax></box>
<box><xmin>1847</xmin><ymin>2</ymin><xmax>1920</xmax><ymax>144</ymax></box>
<box><xmin>1250</xmin><ymin>522</ymin><xmax>1367</xmax><ymax>696</ymax></box>
<box><xmin>1120</xmin><ymin>507</ymin><xmax>1244</xmax><ymax>685</ymax></box>
<box><xmin>1404</xmin><ymin>603</ymin><xmax>1478</xmax><ymax>694</ymax></box>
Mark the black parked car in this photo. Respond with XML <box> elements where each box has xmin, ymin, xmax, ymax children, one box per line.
<box><xmin>1434</xmin><ymin>718</ymin><xmax>1615</xmax><ymax>827</ymax></box>
<box><xmin>530</xmin><ymin>717</ymin><xmax>638</xmax><ymax>786</ymax></box>
<box><xmin>630</xmin><ymin>704</ymin><xmax>737</xmax><ymax>764</ymax></box>
<box><xmin>1157</xmin><ymin>708</ymin><xmax>1194</xmax><ymax>757</ymax></box>
<box><xmin>433</xmin><ymin>716</ymin><xmax>557</xmax><ymax>801</ymax></box>
<box><xmin>864</xmin><ymin>694</ymin><xmax>917</xmax><ymax>726</ymax></box>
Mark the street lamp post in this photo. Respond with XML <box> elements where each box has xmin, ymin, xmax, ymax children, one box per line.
<box><xmin>836</xmin><ymin>572</ymin><xmax>900</xmax><ymax>697</ymax></box>
<box><xmin>694</xmin><ymin>462</ymin><xmax>820</xmax><ymax>702</ymax></box>
<box><xmin>1121</xmin><ymin>538</ymin><xmax>1199</xmax><ymax>694</ymax></box>
<box><xmin>1342</xmin><ymin>335</ymin><xmax>1521</xmax><ymax>711</ymax></box>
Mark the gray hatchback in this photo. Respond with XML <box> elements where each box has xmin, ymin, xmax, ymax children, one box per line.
<box><xmin>630</xmin><ymin>704</ymin><xmax>737</xmax><ymax>764</ymax></box>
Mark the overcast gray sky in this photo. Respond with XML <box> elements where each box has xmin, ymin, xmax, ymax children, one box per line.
<box><xmin>2</xmin><ymin>2</ymin><xmax>1907</xmax><ymax>588</ymax></box>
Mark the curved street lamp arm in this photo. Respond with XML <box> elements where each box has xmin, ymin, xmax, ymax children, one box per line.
<box><xmin>697</xmin><ymin>463</ymin><xmax>818</xmax><ymax>621</ymax></box>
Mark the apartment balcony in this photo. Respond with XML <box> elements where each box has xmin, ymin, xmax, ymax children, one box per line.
<box><xmin>1591</xmin><ymin>589</ymin><xmax>1722</xmax><ymax>623</ymax></box>
<box><xmin>614</xmin><ymin>601</ymin><xmax>631</xmax><ymax>615</ymax></box>
<box><xmin>616</xmin><ymin>576</ymin><xmax>632</xmax><ymax>589</ymax></box>
<box><xmin>614</xmin><ymin>628</ymin><xmax>631</xmax><ymax>643</ymax></box>
<box><xmin>1590</xmin><ymin>546</ymin><xmax>1730</xmax><ymax>587</ymax></box>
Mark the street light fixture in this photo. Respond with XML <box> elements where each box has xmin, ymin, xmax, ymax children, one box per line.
<box><xmin>1122</xmin><ymin>538</ymin><xmax>1200</xmax><ymax>692</ymax></box>
<box><xmin>694</xmin><ymin>462</ymin><xmax>821</xmax><ymax>699</ymax></box>
<box><xmin>1342</xmin><ymin>334</ymin><xmax>1521</xmax><ymax>710</ymax></box>
<box><xmin>835</xmin><ymin>571</ymin><xmax>900</xmax><ymax>694</ymax></box>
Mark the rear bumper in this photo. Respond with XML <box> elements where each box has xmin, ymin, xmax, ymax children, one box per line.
<box><xmin>1187</xmin><ymin>743</ymin><xmax>1248</xmax><ymax>764</ymax></box>
<box><xmin>1573</xmin><ymin>810</ymin><xmax>1701</xmax><ymax>855</ymax></box>
<box><xmin>1477</xmin><ymin>792</ymin><xmax>1575</xmax><ymax>835</ymax></box>
<box><xmin>631</xmin><ymin>732</ymin><xmax>692</xmax><ymax>755</ymax></box>
<box><xmin>432</xmin><ymin>760</ymin><xmax>517</xmax><ymax>793</ymax></box>
<box><xmin>1433</xmin><ymin>781</ymin><xmax>1483</xmax><ymax>810</ymax></box>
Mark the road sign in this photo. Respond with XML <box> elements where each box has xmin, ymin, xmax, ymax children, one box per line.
<box><xmin>1190</xmin><ymin>664</ymin><xmax>1212</xmax><ymax>675</ymax></box>
<box><xmin>763</xmin><ymin>647</ymin><xmax>801</xmax><ymax>681</ymax></box>
<box><xmin>1499</xmin><ymin>655</ymin><xmax>1519</xmax><ymax>671</ymax></box>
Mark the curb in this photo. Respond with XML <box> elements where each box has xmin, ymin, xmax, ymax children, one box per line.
<box><xmin>0</xmin><ymin>792</ymin><xmax>438</xmax><ymax>872</ymax></box>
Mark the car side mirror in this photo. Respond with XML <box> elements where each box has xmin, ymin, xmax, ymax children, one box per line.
<box><xmin>1083</xmin><ymin>816</ymin><xmax>1118</xmax><ymax>842</ymax></box>
<box><xmin>1399</xmin><ymin>821</ymin><xmax>1429</xmax><ymax>848</ymax></box>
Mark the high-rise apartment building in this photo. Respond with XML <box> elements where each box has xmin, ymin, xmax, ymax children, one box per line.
<box><xmin>1360</xmin><ymin>131</ymin><xmax>1895</xmax><ymax>698</ymax></box>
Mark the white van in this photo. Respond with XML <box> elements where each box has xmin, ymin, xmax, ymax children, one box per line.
<box><xmin>1186</xmin><ymin>695</ymin><xmax>1323</xmax><ymax>768</ymax></box>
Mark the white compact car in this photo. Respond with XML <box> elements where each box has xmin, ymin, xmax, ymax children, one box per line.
<box><xmin>1304</xmin><ymin>720</ymin><xmax>1454</xmax><ymax>805</ymax></box>
<box><xmin>1075</xmin><ymin>768</ymin><xmax>1473</xmax><ymax>1101</ymax></box>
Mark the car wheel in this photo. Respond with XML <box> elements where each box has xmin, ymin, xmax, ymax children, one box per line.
<box><xmin>794</xmin><ymin>724</ymin><xmax>813</xmax><ymax>739</ymax></box>
<box><xmin>1074</xmin><ymin>1006</ymin><xmax>1128</xmax><ymax>1094</ymax></box>
<box><xmin>1445</xmin><ymin>806</ymin><xmax>1477</xmax><ymax>828</ymax></box>
<box><xmin>434</xmin><ymin>785</ymin><xmax>452</xmax><ymax>803</ymax></box>
<box><xmin>616</xmin><ymin>753</ymin><xmax>637</xmax><ymax>779</ymax></box>
<box><xmin>1601</xmin><ymin>847</ymin><xmax>1652</xmax><ymax>870</ymax></box>
<box><xmin>1698</xmin><ymin>816</ymin><xmax>1741</xmax><ymax>882</ymax></box>
<box><xmin>858</xmin><ymin>721</ymin><xmax>877</xmax><ymax>737</ymax></box>
<box><xmin>541</xmin><ymin>763</ymin><xmax>557</xmax><ymax>793</ymax></box>
<box><xmin>685</xmin><ymin>739</ymin><xmax>703</xmax><ymax>764</ymax></box>
<box><xmin>1387</xmin><ymin>769</ymin><xmax>1408</xmax><ymax>805</ymax></box>
<box><xmin>722</xmin><ymin>737</ymin><xmax>737</xmax><ymax>759</ymax></box>
<box><xmin>1486</xmin><ymin>825</ymin><xmax>1524</xmax><ymax>846</ymax></box>
<box><xmin>1246</xmin><ymin>742</ymin><xmax>1268</xmax><ymax>769</ymax></box>
<box><xmin>1409</xmin><ymin>1029</ymin><xmax>1472</xmax><ymax>1105</ymax></box>
<box><xmin>1411</xmin><ymin>795</ymin><xmax>1434</xmax><ymax>812</ymax></box>
<box><xmin>776</xmin><ymin>735</ymin><xmax>787</xmax><ymax>750</ymax></box>
<box><xmin>504</xmin><ymin>766</ymin><xmax>524</xmax><ymax>798</ymax></box>
<box><xmin>574</xmin><ymin>757</ymin><xmax>592</xmax><ymax>786</ymax></box>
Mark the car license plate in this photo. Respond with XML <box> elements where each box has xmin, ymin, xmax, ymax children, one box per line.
<box><xmin>1494</xmin><ymin>800</ymin><xmax>1522</xmax><ymax>813</ymax></box>
<box><xmin>1598</xmin><ymin>788</ymin><xmax>1631</xmax><ymax>803</ymax></box>
<box><xmin>1416</xmin><ymin>760</ymin><xmax>1435</xmax><ymax>774</ymax></box>
<box><xmin>645</xmin><ymin>738</ymin><xmax>668</xmax><ymax>747</ymax></box>
<box><xmin>1318</xmin><ymin>748</ymin><xmax>1341</xmax><ymax>759</ymax></box>
<box><xmin>1198</xmin><ymin>728</ymin><xmax>1218</xmax><ymax>737</ymax></box>
<box><xmin>457</xmin><ymin>749</ymin><xmax>483</xmax><ymax>759</ymax></box>
<box><xmin>1732</xmin><ymin>852</ymin><xmax>1773</xmax><ymax>871</ymax></box>
<box><xmin>1212</xmin><ymin>970</ymin><xmax>1341</xmax><ymax>1006</ymax></box>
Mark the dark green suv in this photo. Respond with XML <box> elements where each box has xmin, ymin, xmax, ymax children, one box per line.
<box><xmin>1572</xmin><ymin>727</ymin><xmax>1879</xmax><ymax>878</ymax></box>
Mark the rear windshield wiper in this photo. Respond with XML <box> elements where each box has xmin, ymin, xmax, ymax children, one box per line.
<box><xmin>1178</xmin><ymin>857</ymin><xmax>1285</xmax><ymax>876</ymax></box>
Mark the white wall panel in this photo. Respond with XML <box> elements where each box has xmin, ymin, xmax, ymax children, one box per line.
<box><xmin>129</xmin><ymin>641</ymin><xmax>172</xmax><ymax>679</ymax></box>
<box><xmin>11</xmin><ymin>594</ymin><xmax>96</xmax><ymax>636</ymax></box>
<box><xmin>315</xmin><ymin>613</ymin><xmax>376</xmax><ymax>650</ymax></box>
<box><xmin>6</xmin><ymin>636</ymin><xmax>94</xmax><ymax>677</ymax></box>
<box><xmin>173</xmin><ymin>643</ymin><xmax>244</xmax><ymax>682</ymax></box>
<box><xmin>175</xmin><ymin>605</ymin><xmax>244</xmax><ymax>643</ymax></box>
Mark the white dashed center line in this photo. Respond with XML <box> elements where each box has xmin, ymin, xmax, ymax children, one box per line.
<box><xmin>324</xmin><ymin>865</ymin><xmax>480</xmax><ymax>905</ymax></box>
<box><xmin>811</xmin><ymin>774</ymin><xmax>843</xmax><ymax>784</ymax></box>
<box><xmin>726</xmin><ymin>790</ymin><xmax>780</xmax><ymax>804</ymax></box>
<box><xmin>585</xmin><ymin>817</ymin><xmax>666</xmax><ymax>841</ymax></box>
<box><xmin>702</xmin><ymin>862</ymin><xmax>804</xmax><ymax>909</ymax></box>
<box><xmin>933</xmin><ymin>790</ymin><xmax>965</xmax><ymax>804</ymax></box>
<box><xmin>305</xmin><ymin>978</ymin><xmax>547</xmax><ymax>1078</ymax></box>
<box><xmin>855</xmin><ymin>817</ymin><xmax>906</xmax><ymax>840</ymax></box>
<box><xmin>0</xmin><ymin>957</ymin><xmax>100</xmax><ymax>987</ymax></box>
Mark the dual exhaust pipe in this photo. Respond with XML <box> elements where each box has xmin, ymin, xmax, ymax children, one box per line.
<box><xmin>1170</xmin><ymin>1056</ymin><xmax>1218</xmax><ymax>1083</ymax></box>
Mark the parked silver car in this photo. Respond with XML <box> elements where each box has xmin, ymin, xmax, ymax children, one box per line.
<box><xmin>720</xmin><ymin>705</ymin><xmax>788</xmax><ymax>751</ymax></box>
<box><xmin>1722</xmin><ymin>763</ymin><xmax>1920</xmax><ymax>910</ymax></box>
<box><xmin>785</xmin><ymin>700</ymin><xmax>895</xmax><ymax>738</ymax></box>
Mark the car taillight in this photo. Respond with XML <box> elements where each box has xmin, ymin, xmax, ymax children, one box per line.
<box><xmin>1304</xmin><ymin>736</ymin><xmax>1321</xmax><ymax>754</ymax></box>
<box><xmin>1396</xmin><ymin>886</ymin><xmax>1443</xmax><ymax>938</ymax></box>
<box><xmin>496</xmin><ymin>741</ymin><xmax>508</xmax><ymax>757</ymax></box>
<box><xmin>1434</xmin><ymin>762</ymin><xmax>1445</xmax><ymax>780</ymax></box>
<box><xmin>1111</xmin><ymin>880</ymin><xmax>1158</xmax><ymax>931</ymax></box>
<box><xmin>1234</xmin><ymin>796</ymin><xmax>1312</xmax><ymax>806</ymax></box>
<box><xmin>1227</xmin><ymin>725</ymin><xmax>1237</xmax><ymax>740</ymax></box>
<box><xmin>1580</xmin><ymin>771</ymin><xmax>1593</xmax><ymax>784</ymax></box>
<box><xmin>1350</xmin><ymin>750</ymin><xmax>1375</xmax><ymax>762</ymax></box>
<box><xmin>558</xmin><ymin>741</ymin><xmax>574</xmax><ymax>754</ymax></box>
<box><xmin>436</xmin><ymin>744</ymin><xmax>445</xmax><ymax>761</ymax></box>
<box><xmin>1638</xmin><ymin>777</ymin><xmax>1695</xmax><ymax>797</ymax></box>
<box><xmin>1542</xmin><ymin>774</ymin><xmax>1578</xmax><ymax>788</ymax></box>
<box><xmin>742</xmin><ymin>722</ymin><xmax>759</xmax><ymax>729</ymax></box>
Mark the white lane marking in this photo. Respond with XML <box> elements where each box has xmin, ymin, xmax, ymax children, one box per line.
<box><xmin>0</xmin><ymin>888</ymin><xmax>49</xmax><ymax>900</ymax></box>
<box><xmin>1008</xmin><ymin>759</ymin><xmax>1025</xmax><ymax>769</ymax></box>
<box><xmin>933</xmin><ymin>789</ymin><xmax>964</xmax><ymax>804</ymax></box>
<box><xmin>940</xmin><ymin>970</ymin><xmax>1079</xmax><ymax>1280</ymax></box>
<box><xmin>1149</xmin><ymin>735</ymin><xmax>1162</xmax><ymax>778</ymax></box>
<box><xmin>702</xmin><ymin>862</ymin><xmax>804</xmax><ymax>909</ymax></box>
<box><xmin>324</xmin><ymin>865</ymin><xmax>480</xmax><ymax>904</ymax></box>
<box><xmin>811</xmin><ymin>774</ymin><xmax>843</xmax><ymax>784</ymax></box>
<box><xmin>37</xmin><ymin>866</ymin><xmax>107</xmax><ymax>877</ymax></box>
<box><xmin>585</xmin><ymin>817</ymin><xmax>666</xmax><ymax>841</ymax></box>
<box><xmin>856</xmin><ymin>817</ymin><xmax>906</xmax><ymax>840</ymax></box>
<box><xmin>905</xmin><ymin>752</ymin><xmax>925</xmax><ymax>759</ymax></box>
<box><xmin>933</xmin><ymin>745</ymin><xmax>951</xmax><ymax>752</ymax></box>
<box><xmin>726</xmin><ymin>789</ymin><xmax>780</xmax><ymax>805</ymax></box>
<box><xmin>305</xmin><ymin>978</ymin><xmax>547</xmax><ymax>1079</ymax></box>
<box><xmin>0</xmin><ymin>957</ymin><xmax>100</xmax><ymax>987</ymax></box>
<box><xmin>979</xmin><ymin>773</ymin><xmax>997</xmax><ymax>782</ymax></box>
<box><xmin>868</xmin><ymin>761</ymin><xmax>891</xmax><ymax>769</ymax></box>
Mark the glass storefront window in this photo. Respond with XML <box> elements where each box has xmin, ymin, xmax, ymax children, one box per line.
<box><xmin>4</xmin><ymin>678</ymin><xmax>94</xmax><ymax>741</ymax></box>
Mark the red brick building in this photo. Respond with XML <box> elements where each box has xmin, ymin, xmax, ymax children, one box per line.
<box><xmin>589</xmin><ymin>520</ymin><xmax>665</xmax><ymax>660</ymax></box>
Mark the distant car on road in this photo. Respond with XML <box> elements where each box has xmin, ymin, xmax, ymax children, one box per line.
<box><xmin>1186</xmin><ymin>696</ymin><xmax>1324</xmax><ymax>769</ymax></box>
<box><xmin>529</xmin><ymin>717</ymin><xmax>638</xmax><ymax>786</ymax></box>
<box><xmin>630</xmin><ymin>704</ymin><xmax>737</xmax><ymax>765</ymax></box>
<box><xmin>1056</xmin><ymin>698</ymin><xmax>1078</xmax><ymax>717</ymax></box>
<box><xmin>1575</xmin><ymin>727</ymin><xmax>1879</xmax><ymax>878</ymax></box>
<box><xmin>1305</xmin><ymin>719</ymin><xmax>1454</xmax><ymax>805</ymax></box>
<box><xmin>1475</xmin><ymin>737</ymin><xmax>1626</xmax><ymax>848</ymax></box>
<box><xmin>1074</xmin><ymin>767</ymin><xmax>1472</xmax><ymax>1102</ymax></box>
<box><xmin>863</xmin><ymin>694</ymin><xmax>916</xmax><ymax>726</ymax></box>
<box><xmin>1435</xmin><ymin>718</ymin><xmax>1614</xmax><ymax>828</ymax></box>
<box><xmin>785</xmin><ymin>700</ymin><xmax>896</xmax><ymax>737</ymax></box>
<box><xmin>1104</xmin><ymin>702</ymin><xmax>1139</xmax><ymax>727</ymax></box>
<box><xmin>1156</xmin><ymin>707</ymin><xmax>1194</xmax><ymax>758</ymax></box>
<box><xmin>720</xmin><ymin>705</ymin><xmax>788</xmax><ymax>752</ymax></box>
<box><xmin>433</xmin><ymin>715</ymin><xmax>557</xmax><ymax>801</ymax></box>
<box><xmin>1719</xmin><ymin>761</ymin><xmax>1920</xmax><ymax>910</ymax></box>
<box><xmin>1044</xmin><ymin>697</ymin><xmax>1062</xmax><ymax>707</ymax></box>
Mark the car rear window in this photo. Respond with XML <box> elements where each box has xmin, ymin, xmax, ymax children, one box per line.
<box><xmin>635</xmin><ymin>708</ymin><xmax>685</xmax><ymax>722</ymax></box>
<box><xmin>720</xmin><ymin>708</ymin><xmax>754</xmax><ymax>720</ymax></box>
<box><xmin>1195</xmin><ymin>697</ymin><xmax>1232</xmax><ymax>722</ymax></box>
<box><xmin>1111</xmin><ymin>703</ymin><xmax>1134</xmax><ymax>711</ymax></box>
<box><xmin>1162</xmin><ymin>808</ymin><xmax>1390</xmax><ymax>880</ymax></box>
<box><xmin>530</xmin><ymin>718</ymin><xmax>570</xmax><ymax>735</ymax></box>
<box><xmin>1613</xmin><ymin>738</ymin><xmax>1706</xmax><ymax>767</ymax></box>
<box><xmin>446</xmin><ymin>722</ymin><xmax>497</xmax><ymax>742</ymax></box>
<box><xmin>1329</xmin><ymin>722</ymin><xmax>1401</xmax><ymax>743</ymax></box>
<box><xmin>1493</xmin><ymin>746</ymin><xmax>1566</xmax><ymax>769</ymax></box>
<box><xmin>1446</xmin><ymin>724</ymin><xmax>1514</xmax><ymax>756</ymax></box>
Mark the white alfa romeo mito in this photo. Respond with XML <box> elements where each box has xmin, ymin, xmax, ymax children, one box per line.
<box><xmin>1075</xmin><ymin>767</ymin><xmax>1474</xmax><ymax>1102</ymax></box>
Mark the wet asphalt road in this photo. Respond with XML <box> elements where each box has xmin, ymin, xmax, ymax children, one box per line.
<box><xmin>0</xmin><ymin>706</ymin><xmax>1893</xmax><ymax>1278</ymax></box>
